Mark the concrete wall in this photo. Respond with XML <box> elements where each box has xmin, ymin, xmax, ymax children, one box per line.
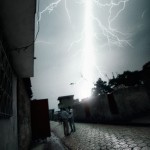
<box><xmin>74</xmin><ymin>86</ymin><xmax>150</xmax><ymax>123</ymax></box>
<box><xmin>0</xmin><ymin>0</ymin><xmax>36</xmax><ymax>77</ymax></box>
<box><xmin>0</xmin><ymin>75</ymin><xmax>18</xmax><ymax>150</ymax></box>
<box><xmin>143</xmin><ymin>62</ymin><xmax>150</xmax><ymax>99</ymax></box>
<box><xmin>89</xmin><ymin>94</ymin><xmax>115</xmax><ymax>122</ymax></box>
<box><xmin>114</xmin><ymin>86</ymin><xmax>150</xmax><ymax>120</ymax></box>
<box><xmin>73</xmin><ymin>103</ymin><xmax>86</xmax><ymax>122</ymax></box>
<box><xmin>17</xmin><ymin>78</ymin><xmax>32</xmax><ymax>150</ymax></box>
<box><xmin>74</xmin><ymin>94</ymin><xmax>120</xmax><ymax>123</ymax></box>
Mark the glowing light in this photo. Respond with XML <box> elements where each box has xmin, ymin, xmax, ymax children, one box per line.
<box><xmin>80</xmin><ymin>0</ymin><xmax>95</xmax><ymax>99</ymax></box>
<box><xmin>79</xmin><ymin>82</ymin><xmax>92</xmax><ymax>100</ymax></box>
<box><xmin>37</xmin><ymin>0</ymin><xmax>132</xmax><ymax>100</ymax></box>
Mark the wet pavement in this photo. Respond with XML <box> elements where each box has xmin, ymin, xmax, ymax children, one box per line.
<box><xmin>51</xmin><ymin>121</ymin><xmax>150</xmax><ymax>150</ymax></box>
<box><xmin>45</xmin><ymin>132</ymin><xmax>68</xmax><ymax>150</ymax></box>
<box><xmin>31</xmin><ymin>132</ymin><xmax>68</xmax><ymax>150</ymax></box>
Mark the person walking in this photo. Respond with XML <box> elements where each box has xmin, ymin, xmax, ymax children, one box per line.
<box><xmin>60</xmin><ymin>108</ymin><xmax>70</xmax><ymax>136</ymax></box>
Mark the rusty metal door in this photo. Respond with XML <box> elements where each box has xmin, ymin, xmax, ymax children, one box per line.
<box><xmin>31</xmin><ymin>99</ymin><xmax>51</xmax><ymax>140</ymax></box>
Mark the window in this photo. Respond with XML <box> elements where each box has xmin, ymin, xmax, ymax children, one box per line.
<box><xmin>0</xmin><ymin>41</ymin><xmax>13</xmax><ymax>118</ymax></box>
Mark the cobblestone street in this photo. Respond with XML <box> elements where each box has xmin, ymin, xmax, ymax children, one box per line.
<box><xmin>51</xmin><ymin>121</ymin><xmax>150</xmax><ymax>150</ymax></box>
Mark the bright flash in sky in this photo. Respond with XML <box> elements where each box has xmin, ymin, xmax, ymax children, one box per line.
<box><xmin>36</xmin><ymin>0</ymin><xmax>133</xmax><ymax>101</ymax></box>
<box><xmin>80</xmin><ymin>0</ymin><xmax>95</xmax><ymax>99</ymax></box>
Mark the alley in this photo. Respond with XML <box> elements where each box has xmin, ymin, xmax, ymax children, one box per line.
<box><xmin>51</xmin><ymin>121</ymin><xmax>150</xmax><ymax>150</ymax></box>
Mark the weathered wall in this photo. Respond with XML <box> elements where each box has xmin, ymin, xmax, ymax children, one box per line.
<box><xmin>0</xmin><ymin>0</ymin><xmax>36</xmax><ymax>77</ymax></box>
<box><xmin>17</xmin><ymin>78</ymin><xmax>32</xmax><ymax>150</ymax></box>
<box><xmin>0</xmin><ymin>75</ymin><xmax>18</xmax><ymax>150</ymax></box>
<box><xmin>143</xmin><ymin>62</ymin><xmax>150</xmax><ymax>99</ymax></box>
<box><xmin>73</xmin><ymin>103</ymin><xmax>86</xmax><ymax>122</ymax></box>
<box><xmin>114</xmin><ymin>86</ymin><xmax>150</xmax><ymax>120</ymax></box>
<box><xmin>89</xmin><ymin>94</ymin><xmax>116</xmax><ymax>122</ymax></box>
<box><xmin>74</xmin><ymin>86</ymin><xmax>150</xmax><ymax>123</ymax></box>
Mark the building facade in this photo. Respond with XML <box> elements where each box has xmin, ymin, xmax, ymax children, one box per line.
<box><xmin>0</xmin><ymin>0</ymin><xmax>36</xmax><ymax>149</ymax></box>
<box><xmin>58</xmin><ymin>95</ymin><xmax>74</xmax><ymax>109</ymax></box>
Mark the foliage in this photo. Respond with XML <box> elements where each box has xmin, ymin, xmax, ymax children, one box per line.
<box><xmin>92</xmin><ymin>78</ymin><xmax>112</xmax><ymax>96</ymax></box>
<box><xmin>92</xmin><ymin>70</ymin><xmax>143</xmax><ymax>96</ymax></box>
<box><xmin>108</xmin><ymin>70</ymin><xmax>143</xmax><ymax>88</ymax></box>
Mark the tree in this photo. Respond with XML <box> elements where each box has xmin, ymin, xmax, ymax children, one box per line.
<box><xmin>92</xmin><ymin>78</ymin><xmax>112</xmax><ymax>96</ymax></box>
<box><xmin>108</xmin><ymin>70</ymin><xmax>143</xmax><ymax>88</ymax></box>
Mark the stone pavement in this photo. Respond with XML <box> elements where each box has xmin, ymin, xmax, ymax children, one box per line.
<box><xmin>51</xmin><ymin>121</ymin><xmax>150</xmax><ymax>150</ymax></box>
<box><xmin>31</xmin><ymin>132</ymin><xmax>68</xmax><ymax>150</ymax></box>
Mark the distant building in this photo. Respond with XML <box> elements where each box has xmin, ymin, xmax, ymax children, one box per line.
<box><xmin>74</xmin><ymin>99</ymin><xmax>80</xmax><ymax>104</ymax></box>
<box><xmin>58</xmin><ymin>95</ymin><xmax>74</xmax><ymax>109</ymax></box>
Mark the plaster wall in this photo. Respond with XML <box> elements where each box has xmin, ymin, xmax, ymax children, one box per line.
<box><xmin>0</xmin><ymin>75</ymin><xmax>18</xmax><ymax>150</ymax></box>
<box><xmin>0</xmin><ymin>0</ymin><xmax>36</xmax><ymax>77</ymax></box>
<box><xmin>74</xmin><ymin>86</ymin><xmax>150</xmax><ymax>123</ymax></box>
<box><xmin>114</xmin><ymin>86</ymin><xmax>150</xmax><ymax>120</ymax></box>
<box><xmin>89</xmin><ymin>95</ymin><xmax>113</xmax><ymax>122</ymax></box>
<box><xmin>73</xmin><ymin>103</ymin><xmax>86</xmax><ymax>122</ymax></box>
<box><xmin>17</xmin><ymin>78</ymin><xmax>32</xmax><ymax>150</ymax></box>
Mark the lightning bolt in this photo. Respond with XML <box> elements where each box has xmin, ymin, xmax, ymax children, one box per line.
<box><xmin>67</xmin><ymin>31</ymin><xmax>84</xmax><ymax>52</ymax></box>
<box><xmin>38</xmin><ymin>0</ymin><xmax>132</xmax><ymax>99</ymax></box>
<box><xmin>38</xmin><ymin>0</ymin><xmax>62</xmax><ymax>21</ymax></box>
<box><xmin>141</xmin><ymin>10</ymin><xmax>146</xmax><ymax>19</ymax></box>
<box><xmin>38</xmin><ymin>0</ymin><xmax>132</xmax><ymax>49</ymax></box>
<box><xmin>93</xmin><ymin>0</ymin><xmax>131</xmax><ymax>48</ymax></box>
<box><xmin>38</xmin><ymin>0</ymin><xmax>72</xmax><ymax>25</ymax></box>
<box><xmin>64</xmin><ymin>0</ymin><xmax>72</xmax><ymax>24</ymax></box>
